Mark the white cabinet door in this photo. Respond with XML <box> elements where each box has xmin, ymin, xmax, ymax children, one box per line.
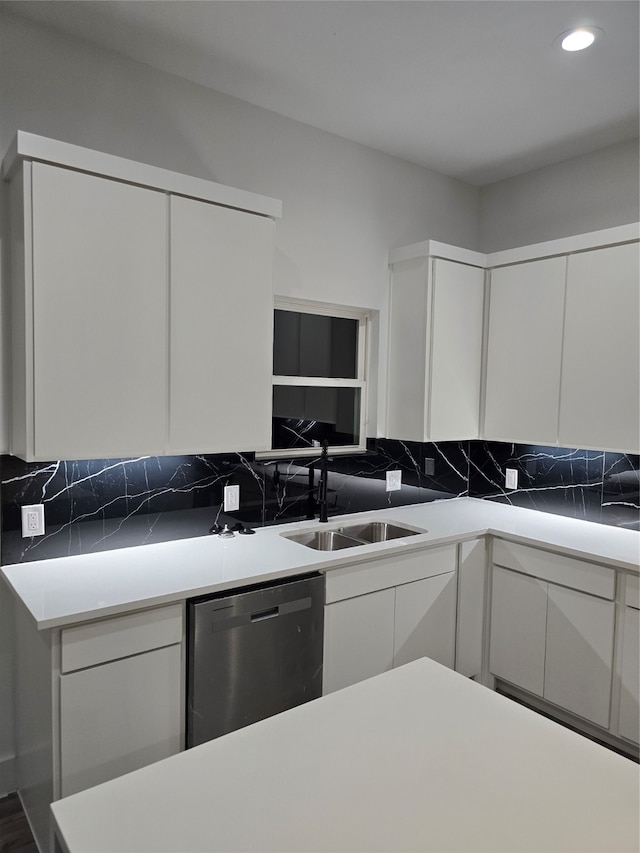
<box><xmin>169</xmin><ymin>196</ymin><xmax>274</xmax><ymax>454</ymax></box>
<box><xmin>60</xmin><ymin>644</ymin><xmax>182</xmax><ymax>797</ymax></box>
<box><xmin>387</xmin><ymin>256</ymin><xmax>484</xmax><ymax>441</ymax></box>
<box><xmin>484</xmin><ymin>257</ymin><xmax>566</xmax><ymax>445</ymax></box>
<box><xmin>618</xmin><ymin>606</ymin><xmax>640</xmax><ymax>744</ymax></box>
<box><xmin>393</xmin><ymin>571</ymin><xmax>457</xmax><ymax>669</ymax></box>
<box><xmin>489</xmin><ymin>567</ymin><xmax>547</xmax><ymax>696</ymax></box>
<box><xmin>323</xmin><ymin>589</ymin><xmax>395</xmax><ymax>694</ymax></box>
<box><xmin>544</xmin><ymin>584</ymin><xmax>615</xmax><ymax>728</ymax></box>
<box><xmin>429</xmin><ymin>259</ymin><xmax>485</xmax><ymax>440</ymax></box>
<box><xmin>559</xmin><ymin>243</ymin><xmax>640</xmax><ymax>453</ymax></box>
<box><xmin>30</xmin><ymin>162</ymin><xmax>168</xmax><ymax>460</ymax></box>
<box><xmin>386</xmin><ymin>258</ymin><xmax>429</xmax><ymax>441</ymax></box>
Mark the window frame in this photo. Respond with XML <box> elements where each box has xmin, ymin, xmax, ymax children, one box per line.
<box><xmin>259</xmin><ymin>297</ymin><xmax>369</xmax><ymax>459</ymax></box>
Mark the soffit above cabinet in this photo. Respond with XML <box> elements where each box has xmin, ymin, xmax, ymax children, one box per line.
<box><xmin>1</xmin><ymin>130</ymin><xmax>282</xmax><ymax>219</ymax></box>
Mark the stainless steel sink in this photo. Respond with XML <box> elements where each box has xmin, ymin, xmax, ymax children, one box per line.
<box><xmin>283</xmin><ymin>520</ymin><xmax>426</xmax><ymax>551</ymax></box>
<box><xmin>284</xmin><ymin>529</ymin><xmax>365</xmax><ymax>552</ymax></box>
<box><xmin>338</xmin><ymin>521</ymin><xmax>423</xmax><ymax>543</ymax></box>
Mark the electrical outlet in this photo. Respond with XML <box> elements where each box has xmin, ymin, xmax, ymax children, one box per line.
<box><xmin>224</xmin><ymin>485</ymin><xmax>240</xmax><ymax>512</ymax></box>
<box><xmin>424</xmin><ymin>457</ymin><xmax>435</xmax><ymax>476</ymax></box>
<box><xmin>386</xmin><ymin>470</ymin><xmax>402</xmax><ymax>492</ymax></box>
<box><xmin>21</xmin><ymin>504</ymin><xmax>45</xmax><ymax>537</ymax></box>
<box><xmin>505</xmin><ymin>468</ymin><xmax>518</xmax><ymax>490</ymax></box>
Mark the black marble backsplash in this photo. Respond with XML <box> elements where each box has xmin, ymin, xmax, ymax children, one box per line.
<box><xmin>468</xmin><ymin>443</ymin><xmax>640</xmax><ymax>530</ymax></box>
<box><xmin>1</xmin><ymin>441</ymin><xmax>638</xmax><ymax>564</ymax></box>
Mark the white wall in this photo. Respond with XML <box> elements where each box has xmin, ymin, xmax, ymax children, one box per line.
<box><xmin>479</xmin><ymin>139</ymin><xmax>640</xmax><ymax>253</ymax></box>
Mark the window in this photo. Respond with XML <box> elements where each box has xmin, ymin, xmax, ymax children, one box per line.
<box><xmin>266</xmin><ymin>299</ymin><xmax>368</xmax><ymax>457</ymax></box>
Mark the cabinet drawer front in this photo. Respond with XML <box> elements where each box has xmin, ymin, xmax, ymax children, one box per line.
<box><xmin>61</xmin><ymin>604</ymin><xmax>183</xmax><ymax>673</ymax></box>
<box><xmin>325</xmin><ymin>545</ymin><xmax>456</xmax><ymax>604</ymax></box>
<box><xmin>624</xmin><ymin>574</ymin><xmax>640</xmax><ymax>609</ymax></box>
<box><xmin>492</xmin><ymin>540</ymin><xmax>614</xmax><ymax>600</ymax></box>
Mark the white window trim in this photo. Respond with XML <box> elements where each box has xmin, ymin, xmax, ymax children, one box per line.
<box><xmin>257</xmin><ymin>297</ymin><xmax>369</xmax><ymax>460</ymax></box>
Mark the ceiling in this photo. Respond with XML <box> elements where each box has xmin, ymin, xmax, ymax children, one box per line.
<box><xmin>2</xmin><ymin>0</ymin><xmax>639</xmax><ymax>185</ymax></box>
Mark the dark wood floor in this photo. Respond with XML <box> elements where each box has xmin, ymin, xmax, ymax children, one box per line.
<box><xmin>0</xmin><ymin>794</ymin><xmax>37</xmax><ymax>853</ymax></box>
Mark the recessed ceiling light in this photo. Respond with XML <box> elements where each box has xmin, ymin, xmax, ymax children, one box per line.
<box><xmin>557</xmin><ymin>27</ymin><xmax>603</xmax><ymax>52</ymax></box>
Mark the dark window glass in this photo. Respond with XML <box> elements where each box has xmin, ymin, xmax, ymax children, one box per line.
<box><xmin>273</xmin><ymin>311</ymin><xmax>358</xmax><ymax>379</ymax></box>
<box><xmin>272</xmin><ymin>386</ymin><xmax>361</xmax><ymax>450</ymax></box>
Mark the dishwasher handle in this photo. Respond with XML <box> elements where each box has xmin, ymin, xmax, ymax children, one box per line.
<box><xmin>208</xmin><ymin>595</ymin><xmax>313</xmax><ymax>633</ymax></box>
<box><xmin>251</xmin><ymin>606</ymin><xmax>279</xmax><ymax>622</ymax></box>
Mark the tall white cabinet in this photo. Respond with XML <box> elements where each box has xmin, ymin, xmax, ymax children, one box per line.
<box><xmin>387</xmin><ymin>243</ymin><xmax>485</xmax><ymax>442</ymax></box>
<box><xmin>3</xmin><ymin>131</ymin><xmax>281</xmax><ymax>461</ymax></box>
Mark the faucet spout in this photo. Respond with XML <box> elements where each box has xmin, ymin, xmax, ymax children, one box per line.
<box><xmin>318</xmin><ymin>440</ymin><xmax>329</xmax><ymax>523</ymax></box>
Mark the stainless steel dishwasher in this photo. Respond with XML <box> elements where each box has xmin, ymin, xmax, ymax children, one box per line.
<box><xmin>187</xmin><ymin>573</ymin><xmax>324</xmax><ymax>748</ymax></box>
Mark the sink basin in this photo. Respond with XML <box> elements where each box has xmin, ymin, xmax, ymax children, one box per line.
<box><xmin>338</xmin><ymin>521</ymin><xmax>424</xmax><ymax>543</ymax></box>
<box><xmin>284</xmin><ymin>529</ymin><xmax>365</xmax><ymax>552</ymax></box>
<box><xmin>283</xmin><ymin>520</ymin><xmax>426</xmax><ymax>551</ymax></box>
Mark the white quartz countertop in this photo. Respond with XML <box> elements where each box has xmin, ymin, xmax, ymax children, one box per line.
<box><xmin>50</xmin><ymin>657</ymin><xmax>640</xmax><ymax>853</ymax></box>
<box><xmin>2</xmin><ymin>498</ymin><xmax>639</xmax><ymax>629</ymax></box>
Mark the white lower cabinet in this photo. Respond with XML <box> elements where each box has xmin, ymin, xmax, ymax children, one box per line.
<box><xmin>58</xmin><ymin>604</ymin><xmax>184</xmax><ymax>798</ymax></box>
<box><xmin>60</xmin><ymin>644</ymin><xmax>182</xmax><ymax>798</ymax></box>
<box><xmin>393</xmin><ymin>572</ymin><xmax>457</xmax><ymax>669</ymax></box>
<box><xmin>323</xmin><ymin>545</ymin><xmax>458</xmax><ymax>694</ymax></box>
<box><xmin>618</xmin><ymin>600</ymin><xmax>640</xmax><ymax>745</ymax></box>
<box><xmin>323</xmin><ymin>588</ymin><xmax>395</xmax><ymax>694</ymax></box>
<box><xmin>489</xmin><ymin>542</ymin><xmax>616</xmax><ymax>729</ymax></box>
<box><xmin>543</xmin><ymin>584</ymin><xmax>615</xmax><ymax>729</ymax></box>
<box><xmin>12</xmin><ymin>601</ymin><xmax>184</xmax><ymax>853</ymax></box>
<box><xmin>489</xmin><ymin>566</ymin><xmax>547</xmax><ymax>697</ymax></box>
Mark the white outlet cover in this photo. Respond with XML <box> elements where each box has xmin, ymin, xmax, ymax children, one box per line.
<box><xmin>386</xmin><ymin>470</ymin><xmax>402</xmax><ymax>492</ymax></box>
<box><xmin>224</xmin><ymin>485</ymin><xmax>240</xmax><ymax>512</ymax></box>
<box><xmin>21</xmin><ymin>504</ymin><xmax>45</xmax><ymax>537</ymax></box>
<box><xmin>505</xmin><ymin>468</ymin><xmax>519</xmax><ymax>490</ymax></box>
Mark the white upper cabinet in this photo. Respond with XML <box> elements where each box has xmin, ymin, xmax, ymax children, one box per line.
<box><xmin>484</xmin><ymin>257</ymin><xmax>566</xmax><ymax>445</ymax></box>
<box><xmin>483</xmin><ymin>225</ymin><xmax>639</xmax><ymax>453</ymax></box>
<box><xmin>387</xmin><ymin>245</ymin><xmax>485</xmax><ymax>442</ymax></box>
<box><xmin>559</xmin><ymin>243</ymin><xmax>640</xmax><ymax>453</ymax></box>
<box><xmin>22</xmin><ymin>162</ymin><xmax>168</xmax><ymax>461</ymax></box>
<box><xmin>3</xmin><ymin>132</ymin><xmax>280</xmax><ymax>461</ymax></box>
<box><xmin>169</xmin><ymin>196</ymin><xmax>274</xmax><ymax>454</ymax></box>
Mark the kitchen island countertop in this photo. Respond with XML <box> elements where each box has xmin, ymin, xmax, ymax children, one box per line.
<box><xmin>2</xmin><ymin>497</ymin><xmax>639</xmax><ymax>629</ymax></box>
<box><xmin>50</xmin><ymin>657</ymin><xmax>640</xmax><ymax>853</ymax></box>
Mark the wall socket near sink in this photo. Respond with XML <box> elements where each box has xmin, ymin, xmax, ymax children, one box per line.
<box><xmin>223</xmin><ymin>485</ymin><xmax>240</xmax><ymax>512</ymax></box>
<box><xmin>505</xmin><ymin>468</ymin><xmax>519</xmax><ymax>490</ymax></box>
<box><xmin>21</xmin><ymin>504</ymin><xmax>45</xmax><ymax>537</ymax></box>
<box><xmin>386</xmin><ymin>470</ymin><xmax>402</xmax><ymax>492</ymax></box>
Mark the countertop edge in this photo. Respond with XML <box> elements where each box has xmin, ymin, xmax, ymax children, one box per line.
<box><xmin>2</xmin><ymin>499</ymin><xmax>638</xmax><ymax>631</ymax></box>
